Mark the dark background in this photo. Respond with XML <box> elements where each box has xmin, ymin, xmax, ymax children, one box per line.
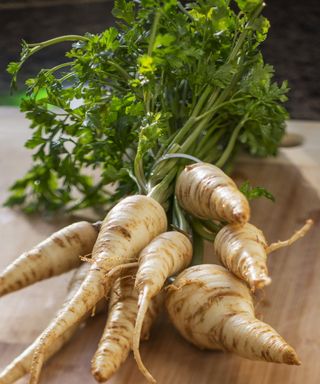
<box><xmin>0</xmin><ymin>0</ymin><xmax>319</xmax><ymax>119</ymax></box>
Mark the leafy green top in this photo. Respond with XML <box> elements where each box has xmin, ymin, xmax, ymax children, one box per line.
<box><xmin>6</xmin><ymin>0</ymin><xmax>288</xmax><ymax>215</ymax></box>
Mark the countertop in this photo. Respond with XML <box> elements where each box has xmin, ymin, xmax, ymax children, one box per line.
<box><xmin>0</xmin><ymin>107</ymin><xmax>319</xmax><ymax>383</ymax></box>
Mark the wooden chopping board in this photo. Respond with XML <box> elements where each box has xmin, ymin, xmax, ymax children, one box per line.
<box><xmin>0</xmin><ymin>107</ymin><xmax>319</xmax><ymax>384</ymax></box>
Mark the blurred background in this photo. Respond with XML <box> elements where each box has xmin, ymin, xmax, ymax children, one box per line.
<box><xmin>0</xmin><ymin>0</ymin><xmax>319</xmax><ymax>119</ymax></box>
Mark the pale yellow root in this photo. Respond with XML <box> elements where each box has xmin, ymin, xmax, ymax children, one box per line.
<box><xmin>267</xmin><ymin>219</ymin><xmax>313</xmax><ymax>253</ymax></box>
<box><xmin>175</xmin><ymin>163</ymin><xmax>250</xmax><ymax>225</ymax></box>
<box><xmin>28</xmin><ymin>195</ymin><xmax>167</xmax><ymax>384</ymax></box>
<box><xmin>0</xmin><ymin>263</ymin><xmax>106</xmax><ymax>384</ymax></box>
<box><xmin>91</xmin><ymin>268</ymin><xmax>162</xmax><ymax>383</ymax></box>
<box><xmin>133</xmin><ymin>288</ymin><xmax>156</xmax><ymax>384</ymax></box>
<box><xmin>166</xmin><ymin>265</ymin><xmax>300</xmax><ymax>365</ymax></box>
<box><xmin>0</xmin><ymin>221</ymin><xmax>99</xmax><ymax>297</ymax></box>
<box><xmin>133</xmin><ymin>231</ymin><xmax>193</xmax><ymax>383</ymax></box>
<box><xmin>214</xmin><ymin>220</ymin><xmax>313</xmax><ymax>291</ymax></box>
<box><xmin>214</xmin><ymin>223</ymin><xmax>270</xmax><ymax>291</ymax></box>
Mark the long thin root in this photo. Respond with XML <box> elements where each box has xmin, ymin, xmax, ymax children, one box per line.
<box><xmin>267</xmin><ymin>219</ymin><xmax>313</xmax><ymax>253</ymax></box>
<box><xmin>133</xmin><ymin>287</ymin><xmax>156</xmax><ymax>384</ymax></box>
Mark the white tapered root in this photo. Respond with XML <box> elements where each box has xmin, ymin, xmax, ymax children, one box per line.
<box><xmin>0</xmin><ymin>221</ymin><xmax>99</xmax><ymax>297</ymax></box>
<box><xmin>28</xmin><ymin>195</ymin><xmax>167</xmax><ymax>383</ymax></box>
<box><xmin>132</xmin><ymin>288</ymin><xmax>156</xmax><ymax>384</ymax></box>
<box><xmin>175</xmin><ymin>163</ymin><xmax>250</xmax><ymax>225</ymax></box>
<box><xmin>214</xmin><ymin>223</ymin><xmax>270</xmax><ymax>291</ymax></box>
<box><xmin>132</xmin><ymin>231</ymin><xmax>192</xmax><ymax>383</ymax></box>
<box><xmin>91</xmin><ymin>269</ymin><xmax>162</xmax><ymax>383</ymax></box>
<box><xmin>0</xmin><ymin>263</ymin><xmax>103</xmax><ymax>384</ymax></box>
<box><xmin>166</xmin><ymin>265</ymin><xmax>300</xmax><ymax>365</ymax></box>
<box><xmin>215</xmin><ymin>219</ymin><xmax>313</xmax><ymax>291</ymax></box>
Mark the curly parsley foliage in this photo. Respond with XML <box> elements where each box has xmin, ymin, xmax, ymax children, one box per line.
<box><xmin>6</xmin><ymin>0</ymin><xmax>288</xmax><ymax>213</ymax></box>
<box><xmin>240</xmin><ymin>181</ymin><xmax>275</xmax><ymax>202</ymax></box>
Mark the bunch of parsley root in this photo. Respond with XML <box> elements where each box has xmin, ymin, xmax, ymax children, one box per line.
<box><xmin>0</xmin><ymin>1</ymin><xmax>312</xmax><ymax>383</ymax></box>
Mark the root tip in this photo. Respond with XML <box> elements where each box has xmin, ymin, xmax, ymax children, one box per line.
<box><xmin>133</xmin><ymin>344</ymin><xmax>157</xmax><ymax>384</ymax></box>
<box><xmin>252</xmin><ymin>277</ymin><xmax>271</xmax><ymax>291</ymax></box>
<box><xmin>248</xmin><ymin>272</ymin><xmax>271</xmax><ymax>292</ymax></box>
<box><xmin>91</xmin><ymin>368</ymin><xmax>109</xmax><ymax>383</ymax></box>
<box><xmin>233</xmin><ymin>210</ymin><xmax>250</xmax><ymax>225</ymax></box>
<box><xmin>283</xmin><ymin>347</ymin><xmax>301</xmax><ymax>366</ymax></box>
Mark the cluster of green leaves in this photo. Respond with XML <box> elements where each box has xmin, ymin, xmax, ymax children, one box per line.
<box><xmin>240</xmin><ymin>181</ymin><xmax>275</xmax><ymax>202</ymax></box>
<box><xmin>6</xmin><ymin>0</ymin><xmax>288</xmax><ymax>213</ymax></box>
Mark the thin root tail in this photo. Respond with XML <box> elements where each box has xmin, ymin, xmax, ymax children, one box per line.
<box><xmin>133</xmin><ymin>288</ymin><xmax>156</xmax><ymax>384</ymax></box>
<box><xmin>28</xmin><ymin>346</ymin><xmax>45</xmax><ymax>384</ymax></box>
<box><xmin>267</xmin><ymin>219</ymin><xmax>313</xmax><ymax>254</ymax></box>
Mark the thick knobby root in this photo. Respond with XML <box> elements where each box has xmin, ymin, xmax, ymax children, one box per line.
<box><xmin>175</xmin><ymin>163</ymin><xmax>250</xmax><ymax>225</ymax></box>
<box><xmin>214</xmin><ymin>220</ymin><xmax>313</xmax><ymax>291</ymax></box>
<box><xmin>0</xmin><ymin>221</ymin><xmax>99</xmax><ymax>297</ymax></box>
<box><xmin>91</xmin><ymin>267</ymin><xmax>163</xmax><ymax>383</ymax></box>
<box><xmin>166</xmin><ymin>265</ymin><xmax>300</xmax><ymax>365</ymax></box>
<box><xmin>28</xmin><ymin>195</ymin><xmax>167</xmax><ymax>384</ymax></box>
<box><xmin>214</xmin><ymin>223</ymin><xmax>270</xmax><ymax>291</ymax></box>
<box><xmin>133</xmin><ymin>231</ymin><xmax>193</xmax><ymax>383</ymax></box>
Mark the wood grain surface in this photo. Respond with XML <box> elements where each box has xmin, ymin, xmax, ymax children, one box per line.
<box><xmin>0</xmin><ymin>107</ymin><xmax>319</xmax><ymax>383</ymax></box>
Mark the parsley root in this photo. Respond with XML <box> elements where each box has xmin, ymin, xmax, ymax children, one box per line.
<box><xmin>29</xmin><ymin>195</ymin><xmax>167</xmax><ymax>384</ymax></box>
<box><xmin>214</xmin><ymin>220</ymin><xmax>313</xmax><ymax>291</ymax></box>
<box><xmin>166</xmin><ymin>264</ymin><xmax>300</xmax><ymax>365</ymax></box>
<box><xmin>0</xmin><ymin>263</ymin><xmax>106</xmax><ymax>384</ymax></box>
<box><xmin>91</xmin><ymin>266</ymin><xmax>162</xmax><ymax>383</ymax></box>
<box><xmin>0</xmin><ymin>221</ymin><xmax>99</xmax><ymax>297</ymax></box>
<box><xmin>175</xmin><ymin>163</ymin><xmax>250</xmax><ymax>225</ymax></box>
<box><xmin>133</xmin><ymin>231</ymin><xmax>193</xmax><ymax>383</ymax></box>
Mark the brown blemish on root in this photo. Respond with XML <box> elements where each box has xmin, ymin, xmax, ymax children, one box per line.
<box><xmin>92</xmin><ymin>369</ymin><xmax>109</xmax><ymax>383</ymax></box>
<box><xmin>53</xmin><ymin>236</ymin><xmax>65</xmax><ymax>248</ymax></box>
<box><xmin>185</xmin><ymin>164</ymin><xmax>197</xmax><ymax>172</ymax></box>
<box><xmin>65</xmin><ymin>232</ymin><xmax>82</xmax><ymax>246</ymax></box>
<box><xmin>47</xmin><ymin>267</ymin><xmax>54</xmax><ymax>278</ymax></box>
<box><xmin>28</xmin><ymin>251</ymin><xmax>43</xmax><ymax>261</ymax></box>
<box><xmin>186</xmin><ymin>290</ymin><xmax>244</xmax><ymax>323</ymax></box>
<box><xmin>107</xmin><ymin>225</ymin><xmax>132</xmax><ymax>240</ymax></box>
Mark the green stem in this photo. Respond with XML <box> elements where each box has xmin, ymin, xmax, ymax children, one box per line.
<box><xmin>134</xmin><ymin>155</ymin><xmax>148</xmax><ymax>194</ymax></box>
<box><xmin>192</xmin><ymin>86</ymin><xmax>213</xmax><ymax>117</ymax></box>
<box><xmin>58</xmin><ymin>73</ymin><xmax>74</xmax><ymax>83</ymax></box>
<box><xmin>177</xmin><ymin>2</ymin><xmax>194</xmax><ymax>20</ymax></box>
<box><xmin>165</xmin><ymin>116</ymin><xmax>196</xmax><ymax>151</ymax></box>
<box><xmin>194</xmin><ymin>97</ymin><xmax>246</xmax><ymax>122</ymax></box>
<box><xmin>192</xmin><ymin>220</ymin><xmax>216</xmax><ymax>242</ymax></box>
<box><xmin>203</xmin><ymin>220</ymin><xmax>222</xmax><ymax>233</ymax></box>
<box><xmin>134</xmin><ymin>10</ymin><xmax>161</xmax><ymax>192</ymax></box>
<box><xmin>107</xmin><ymin>60</ymin><xmax>130</xmax><ymax>80</ymax></box>
<box><xmin>147</xmin><ymin>168</ymin><xmax>176</xmax><ymax>206</ymax></box>
<box><xmin>196</xmin><ymin>128</ymin><xmax>225</xmax><ymax>159</ymax></box>
<box><xmin>148</xmin><ymin>11</ymin><xmax>161</xmax><ymax>55</ymax></box>
<box><xmin>14</xmin><ymin>35</ymin><xmax>89</xmax><ymax>84</ymax></box>
<box><xmin>180</xmin><ymin>116</ymin><xmax>209</xmax><ymax>153</ymax></box>
<box><xmin>164</xmin><ymin>86</ymin><xmax>212</xmax><ymax>152</ymax></box>
<box><xmin>144</xmin><ymin>11</ymin><xmax>161</xmax><ymax>113</ymax></box>
<box><xmin>215</xmin><ymin>116</ymin><xmax>248</xmax><ymax>168</ymax></box>
<box><xmin>173</xmin><ymin>197</ymin><xmax>190</xmax><ymax>233</ymax></box>
<box><xmin>227</xmin><ymin>3</ymin><xmax>265</xmax><ymax>63</ymax></box>
<box><xmin>176</xmin><ymin>88</ymin><xmax>227</xmax><ymax>155</ymax></box>
<box><xmin>46</xmin><ymin>62</ymin><xmax>73</xmax><ymax>74</ymax></box>
<box><xmin>150</xmin><ymin>143</ymin><xmax>181</xmax><ymax>185</ymax></box>
<box><xmin>27</xmin><ymin>35</ymin><xmax>88</xmax><ymax>48</ymax></box>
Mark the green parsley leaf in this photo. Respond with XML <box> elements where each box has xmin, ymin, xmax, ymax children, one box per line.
<box><xmin>240</xmin><ymin>181</ymin><xmax>275</xmax><ymax>202</ymax></box>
